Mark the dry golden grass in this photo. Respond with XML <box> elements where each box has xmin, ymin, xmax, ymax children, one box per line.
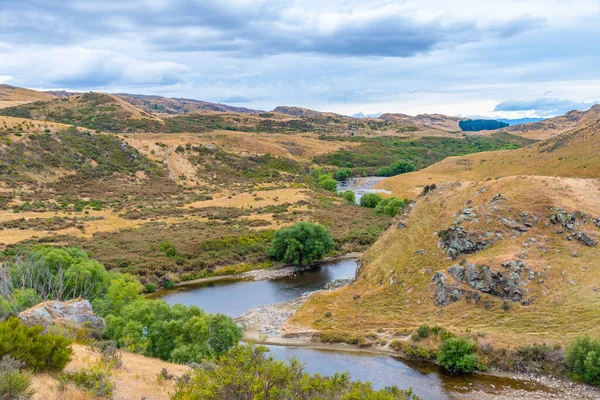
<box><xmin>0</xmin><ymin>85</ymin><xmax>55</xmax><ymax>102</ymax></box>
<box><xmin>185</xmin><ymin>188</ymin><xmax>310</xmax><ymax>209</ymax></box>
<box><xmin>290</xmin><ymin>176</ymin><xmax>600</xmax><ymax>347</ymax></box>
<box><xmin>31</xmin><ymin>344</ymin><xmax>190</xmax><ymax>400</ymax></box>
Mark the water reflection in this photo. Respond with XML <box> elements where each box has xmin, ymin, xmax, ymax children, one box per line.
<box><xmin>160</xmin><ymin>259</ymin><xmax>357</xmax><ymax>317</ymax></box>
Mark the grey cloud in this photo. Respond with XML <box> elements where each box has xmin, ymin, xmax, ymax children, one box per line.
<box><xmin>0</xmin><ymin>0</ymin><xmax>544</xmax><ymax>58</ymax></box>
<box><xmin>494</xmin><ymin>98</ymin><xmax>598</xmax><ymax>116</ymax></box>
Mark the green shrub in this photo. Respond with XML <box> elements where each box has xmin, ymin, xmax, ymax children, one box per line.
<box><xmin>374</xmin><ymin>197</ymin><xmax>407</xmax><ymax>217</ymax></box>
<box><xmin>334</xmin><ymin>168</ymin><xmax>352</xmax><ymax>181</ymax></box>
<box><xmin>565</xmin><ymin>336</ymin><xmax>600</xmax><ymax>385</ymax></box>
<box><xmin>0</xmin><ymin>356</ymin><xmax>35</xmax><ymax>400</ymax></box>
<box><xmin>144</xmin><ymin>283</ymin><xmax>157</xmax><ymax>293</ymax></box>
<box><xmin>438</xmin><ymin>337</ymin><xmax>478</xmax><ymax>373</ymax></box>
<box><xmin>0</xmin><ymin>317</ymin><xmax>72</xmax><ymax>372</ymax></box>
<box><xmin>172</xmin><ymin>344</ymin><xmax>420</xmax><ymax>400</ymax></box>
<box><xmin>416</xmin><ymin>325</ymin><xmax>431</xmax><ymax>339</ymax></box>
<box><xmin>104</xmin><ymin>299</ymin><xmax>241</xmax><ymax>363</ymax></box>
<box><xmin>341</xmin><ymin>190</ymin><xmax>356</xmax><ymax>203</ymax></box>
<box><xmin>359</xmin><ymin>193</ymin><xmax>383</xmax><ymax>208</ymax></box>
<box><xmin>318</xmin><ymin>175</ymin><xmax>338</xmax><ymax>191</ymax></box>
<box><xmin>266</xmin><ymin>222</ymin><xmax>335</xmax><ymax>265</ymax></box>
<box><xmin>376</xmin><ymin>160</ymin><xmax>415</xmax><ymax>177</ymax></box>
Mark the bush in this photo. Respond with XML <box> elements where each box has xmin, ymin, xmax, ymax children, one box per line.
<box><xmin>172</xmin><ymin>344</ymin><xmax>420</xmax><ymax>400</ymax></box>
<box><xmin>104</xmin><ymin>299</ymin><xmax>241</xmax><ymax>363</ymax></box>
<box><xmin>565</xmin><ymin>336</ymin><xmax>600</xmax><ymax>385</ymax></box>
<box><xmin>334</xmin><ymin>168</ymin><xmax>352</xmax><ymax>181</ymax></box>
<box><xmin>374</xmin><ymin>197</ymin><xmax>407</xmax><ymax>217</ymax></box>
<box><xmin>266</xmin><ymin>222</ymin><xmax>335</xmax><ymax>265</ymax></box>
<box><xmin>438</xmin><ymin>337</ymin><xmax>478</xmax><ymax>373</ymax></box>
<box><xmin>0</xmin><ymin>356</ymin><xmax>35</xmax><ymax>400</ymax></box>
<box><xmin>0</xmin><ymin>317</ymin><xmax>72</xmax><ymax>372</ymax></box>
<box><xmin>359</xmin><ymin>193</ymin><xmax>383</xmax><ymax>208</ymax></box>
<box><xmin>376</xmin><ymin>160</ymin><xmax>415</xmax><ymax>177</ymax></box>
<box><xmin>59</xmin><ymin>365</ymin><xmax>114</xmax><ymax>398</ymax></box>
<box><xmin>416</xmin><ymin>325</ymin><xmax>431</xmax><ymax>339</ymax></box>
<box><xmin>318</xmin><ymin>175</ymin><xmax>338</xmax><ymax>191</ymax></box>
<box><xmin>341</xmin><ymin>190</ymin><xmax>356</xmax><ymax>203</ymax></box>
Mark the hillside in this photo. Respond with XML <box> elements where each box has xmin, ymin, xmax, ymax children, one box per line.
<box><xmin>379</xmin><ymin>113</ymin><xmax>465</xmax><ymax>132</ymax></box>
<box><xmin>116</xmin><ymin>93</ymin><xmax>263</xmax><ymax>115</ymax></box>
<box><xmin>506</xmin><ymin>104</ymin><xmax>600</xmax><ymax>140</ymax></box>
<box><xmin>0</xmin><ymin>84</ymin><xmax>55</xmax><ymax>109</ymax></box>
<box><xmin>289</xmin><ymin>111</ymin><xmax>600</xmax><ymax>348</ymax></box>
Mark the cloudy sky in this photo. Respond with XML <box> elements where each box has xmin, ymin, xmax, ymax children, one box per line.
<box><xmin>1</xmin><ymin>0</ymin><xmax>598</xmax><ymax>118</ymax></box>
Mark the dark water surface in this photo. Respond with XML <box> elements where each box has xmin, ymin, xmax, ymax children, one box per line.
<box><xmin>160</xmin><ymin>259</ymin><xmax>357</xmax><ymax>317</ymax></box>
<box><xmin>337</xmin><ymin>176</ymin><xmax>391</xmax><ymax>204</ymax></box>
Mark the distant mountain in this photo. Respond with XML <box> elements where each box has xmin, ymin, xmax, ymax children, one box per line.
<box><xmin>44</xmin><ymin>90</ymin><xmax>79</xmax><ymax>98</ymax></box>
<box><xmin>498</xmin><ymin>117</ymin><xmax>544</xmax><ymax>126</ymax></box>
<box><xmin>115</xmin><ymin>93</ymin><xmax>263</xmax><ymax>115</ymax></box>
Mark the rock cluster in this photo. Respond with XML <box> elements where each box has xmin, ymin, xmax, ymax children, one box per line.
<box><xmin>18</xmin><ymin>298</ymin><xmax>104</xmax><ymax>331</ymax></box>
<box><xmin>438</xmin><ymin>226</ymin><xmax>493</xmax><ymax>259</ymax></box>
<box><xmin>431</xmin><ymin>272</ymin><xmax>462</xmax><ymax>306</ymax></box>
<box><xmin>448</xmin><ymin>261</ymin><xmax>535</xmax><ymax>303</ymax></box>
<box><xmin>549</xmin><ymin>208</ymin><xmax>597</xmax><ymax>247</ymax></box>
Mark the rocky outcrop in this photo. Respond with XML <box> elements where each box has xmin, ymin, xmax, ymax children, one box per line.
<box><xmin>438</xmin><ymin>226</ymin><xmax>493</xmax><ymax>259</ymax></box>
<box><xmin>431</xmin><ymin>272</ymin><xmax>462</xmax><ymax>306</ymax></box>
<box><xmin>18</xmin><ymin>298</ymin><xmax>104</xmax><ymax>331</ymax></box>
<box><xmin>447</xmin><ymin>261</ymin><xmax>535</xmax><ymax>303</ymax></box>
<box><xmin>550</xmin><ymin>208</ymin><xmax>578</xmax><ymax>231</ymax></box>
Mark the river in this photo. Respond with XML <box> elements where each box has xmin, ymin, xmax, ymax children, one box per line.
<box><xmin>158</xmin><ymin>259</ymin><xmax>547</xmax><ymax>399</ymax></box>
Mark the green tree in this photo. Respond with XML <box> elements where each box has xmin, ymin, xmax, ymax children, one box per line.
<box><xmin>565</xmin><ymin>336</ymin><xmax>600</xmax><ymax>386</ymax></box>
<box><xmin>172</xmin><ymin>344</ymin><xmax>420</xmax><ymax>400</ymax></box>
<box><xmin>266</xmin><ymin>222</ymin><xmax>335</xmax><ymax>265</ymax></box>
<box><xmin>359</xmin><ymin>193</ymin><xmax>383</xmax><ymax>208</ymax></box>
<box><xmin>437</xmin><ymin>337</ymin><xmax>478</xmax><ymax>373</ymax></box>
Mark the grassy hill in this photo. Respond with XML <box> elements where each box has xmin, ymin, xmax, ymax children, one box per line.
<box><xmin>0</xmin><ymin>92</ymin><xmax>165</xmax><ymax>132</ymax></box>
<box><xmin>289</xmin><ymin>111</ymin><xmax>600</xmax><ymax>348</ymax></box>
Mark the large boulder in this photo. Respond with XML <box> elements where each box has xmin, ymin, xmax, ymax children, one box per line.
<box><xmin>18</xmin><ymin>298</ymin><xmax>104</xmax><ymax>331</ymax></box>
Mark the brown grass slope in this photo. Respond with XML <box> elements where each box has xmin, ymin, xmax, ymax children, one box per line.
<box><xmin>289</xmin><ymin>113</ymin><xmax>600</xmax><ymax>348</ymax></box>
<box><xmin>0</xmin><ymin>84</ymin><xmax>56</xmax><ymax>110</ymax></box>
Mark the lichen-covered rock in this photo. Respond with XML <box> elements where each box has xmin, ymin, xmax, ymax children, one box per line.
<box><xmin>18</xmin><ymin>298</ymin><xmax>104</xmax><ymax>331</ymax></box>
<box><xmin>549</xmin><ymin>208</ymin><xmax>578</xmax><ymax>231</ymax></box>
<box><xmin>438</xmin><ymin>226</ymin><xmax>493</xmax><ymax>259</ymax></box>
